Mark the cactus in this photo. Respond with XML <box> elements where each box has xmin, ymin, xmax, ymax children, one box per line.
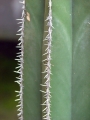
<box><xmin>15</xmin><ymin>0</ymin><xmax>90</xmax><ymax>120</ymax></box>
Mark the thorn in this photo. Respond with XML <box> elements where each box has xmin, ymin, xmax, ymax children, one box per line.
<box><xmin>19</xmin><ymin>1</ymin><xmax>25</xmax><ymax>4</ymax></box>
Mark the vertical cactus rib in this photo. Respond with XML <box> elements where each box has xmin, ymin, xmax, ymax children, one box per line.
<box><xmin>14</xmin><ymin>0</ymin><xmax>25</xmax><ymax>120</ymax></box>
<box><xmin>14</xmin><ymin>0</ymin><xmax>90</xmax><ymax>120</ymax></box>
<box><xmin>41</xmin><ymin>0</ymin><xmax>53</xmax><ymax>120</ymax></box>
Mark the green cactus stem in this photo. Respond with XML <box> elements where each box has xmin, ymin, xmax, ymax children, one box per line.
<box><xmin>15</xmin><ymin>0</ymin><xmax>90</xmax><ymax>120</ymax></box>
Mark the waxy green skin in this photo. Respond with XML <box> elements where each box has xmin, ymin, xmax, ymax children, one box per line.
<box><xmin>23</xmin><ymin>0</ymin><xmax>44</xmax><ymax>120</ymax></box>
<box><xmin>51</xmin><ymin>0</ymin><xmax>72</xmax><ymax>119</ymax></box>
<box><xmin>72</xmin><ymin>1</ymin><xmax>90</xmax><ymax>120</ymax></box>
<box><xmin>23</xmin><ymin>0</ymin><xmax>90</xmax><ymax>120</ymax></box>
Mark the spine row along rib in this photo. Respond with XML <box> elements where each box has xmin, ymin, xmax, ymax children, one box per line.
<box><xmin>41</xmin><ymin>0</ymin><xmax>53</xmax><ymax>120</ymax></box>
<box><xmin>14</xmin><ymin>1</ymin><xmax>25</xmax><ymax>120</ymax></box>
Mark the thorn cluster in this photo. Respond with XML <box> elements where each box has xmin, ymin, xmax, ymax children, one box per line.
<box><xmin>14</xmin><ymin>1</ymin><xmax>25</xmax><ymax>120</ymax></box>
<box><xmin>41</xmin><ymin>0</ymin><xmax>53</xmax><ymax>120</ymax></box>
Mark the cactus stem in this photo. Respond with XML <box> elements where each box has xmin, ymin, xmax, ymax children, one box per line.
<box><xmin>41</xmin><ymin>0</ymin><xmax>53</xmax><ymax>120</ymax></box>
<box><xmin>15</xmin><ymin>0</ymin><xmax>25</xmax><ymax>120</ymax></box>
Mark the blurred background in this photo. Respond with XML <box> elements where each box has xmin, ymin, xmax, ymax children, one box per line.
<box><xmin>0</xmin><ymin>0</ymin><xmax>22</xmax><ymax>119</ymax></box>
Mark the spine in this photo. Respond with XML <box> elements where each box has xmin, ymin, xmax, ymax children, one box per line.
<box><xmin>14</xmin><ymin>1</ymin><xmax>25</xmax><ymax>120</ymax></box>
<box><xmin>41</xmin><ymin>0</ymin><xmax>53</xmax><ymax>119</ymax></box>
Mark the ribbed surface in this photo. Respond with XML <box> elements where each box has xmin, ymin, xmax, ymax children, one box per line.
<box><xmin>22</xmin><ymin>0</ymin><xmax>90</xmax><ymax>120</ymax></box>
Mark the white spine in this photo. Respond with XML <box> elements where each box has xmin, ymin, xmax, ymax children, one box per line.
<box><xmin>14</xmin><ymin>0</ymin><xmax>25</xmax><ymax>120</ymax></box>
<box><xmin>42</xmin><ymin>0</ymin><xmax>53</xmax><ymax>120</ymax></box>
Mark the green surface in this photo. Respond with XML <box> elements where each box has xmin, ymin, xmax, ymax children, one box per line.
<box><xmin>72</xmin><ymin>1</ymin><xmax>90</xmax><ymax>120</ymax></box>
<box><xmin>51</xmin><ymin>0</ymin><xmax>72</xmax><ymax>119</ymax></box>
<box><xmin>23</xmin><ymin>0</ymin><xmax>90</xmax><ymax>119</ymax></box>
<box><xmin>23</xmin><ymin>0</ymin><xmax>44</xmax><ymax>120</ymax></box>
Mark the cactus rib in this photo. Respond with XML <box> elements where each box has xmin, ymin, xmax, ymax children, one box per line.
<box><xmin>41</xmin><ymin>0</ymin><xmax>53</xmax><ymax>120</ymax></box>
<box><xmin>14</xmin><ymin>0</ymin><xmax>25</xmax><ymax>120</ymax></box>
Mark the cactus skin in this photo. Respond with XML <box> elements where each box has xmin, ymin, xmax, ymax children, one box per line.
<box><xmin>72</xmin><ymin>1</ymin><xmax>90</xmax><ymax>120</ymax></box>
<box><xmin>50</xmin><ymin>0</ymin><xmax>72</xmax><ymax>119</ymax></box>
<box><xmin>15</xmin><ymin>0</ymin><xmax>90</xmax><ymax>120</ymax></box>
<box><xmin>23</xmin><ymin>0</ymin><xmax>44</xmax><ymax>120</ymax></box>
